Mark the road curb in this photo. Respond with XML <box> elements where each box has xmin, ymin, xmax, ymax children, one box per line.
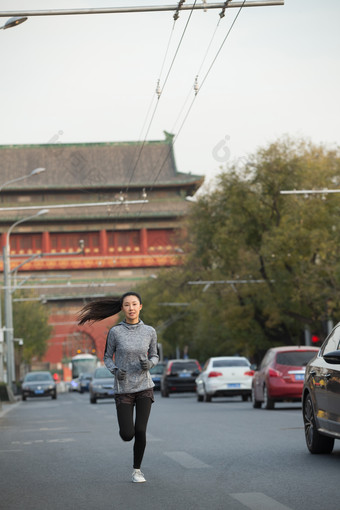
<box><xmin>0</xmin><ymin>400</ymin><xmax>21</xmax><ymax>419</ymax></box>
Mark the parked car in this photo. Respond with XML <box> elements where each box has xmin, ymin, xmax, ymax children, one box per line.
<box><xmin>161</xmin><ymin>359</ymin><xmax>201</xmax><ymax>397</ymax></box>
<box><xmin>252</xmin><ymin>346</ymin><xmax>319</xmax><ymax>409</ymax></box>
<box><xmin>302</xmin><ymin>324</ymin><xmax>340</xmax><ymax>454</ymax></box>
<box><xmin>149</xmin><ymin>362</ymin><xmax>166</xmax><ymax>390</ymax></box>
<box><xmin>22</xmin><ymin>371</ymin><xmax>57</xmax><ymax>401</ymax></box>
<box><xmin>196</xmin><ymin>356</ymin><xmax>254</xmax><ymax>402</ymax></box>
<box><xmin>89</xmin><ymin>366</ymin><xmax>115</xmax><ymax>404</ymax></box>
<box><xmin>78</xmin><ymin>372</ymin><xmax>93</xmax><ymax>393</ymax></box>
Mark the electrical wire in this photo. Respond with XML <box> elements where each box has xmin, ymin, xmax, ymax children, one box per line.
<box><xmin>153</xmin><ymin>0</ymin><xmax>248</xmax><ymax>187</ymax></box>
<box><xmin>171</xmin><ymin>14</ymin><xmax>222</xmax><ymax>135</ymax></box>
<box><xmin>124</xmin><ymin>0</ymin><xmax>198</xmax><ymax>193</ymax></box>
<box><xmin>129</xmin><ymin>0</ymin><xmax>247</xmax><ymax>225</ymax></box>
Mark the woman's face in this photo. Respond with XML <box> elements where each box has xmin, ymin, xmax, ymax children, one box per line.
<box><xmin>122</xmin><ymin>295</ymin><xmax>142</xmax><ymax>324</ymax></box>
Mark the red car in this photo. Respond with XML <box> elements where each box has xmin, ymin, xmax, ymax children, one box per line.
<box><xmin>252</xmin><ymin>346</ymin><xmax>319</xmax><ymax>410</ymax></box>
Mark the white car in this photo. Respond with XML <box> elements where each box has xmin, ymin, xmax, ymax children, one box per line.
<box><xmin>196</xmin><ymin>356</ymin><xmax>255</xmax><ymax>402</ymax></box>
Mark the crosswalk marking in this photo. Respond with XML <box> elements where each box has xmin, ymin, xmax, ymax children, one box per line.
<box><xmin>231</xmin><ymin>493</ymin><xmax>294</xmax><ymax>510</ymax></box>
<box><xmin>164</xmin><ymin>451</ymin><xmax>211</xmax><ymax>469</ymax></box>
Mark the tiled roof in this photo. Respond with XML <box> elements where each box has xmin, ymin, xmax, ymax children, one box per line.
<box><xmin>0</xmin><ymin>133</ymin><xmax>203</xmax><ymax>190</ymax></box>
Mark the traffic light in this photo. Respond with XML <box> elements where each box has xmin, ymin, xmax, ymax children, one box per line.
<box><xmin>311</xmin><ymin>335</ymin><xmax>321</xmax><ymax>345</ymax></box>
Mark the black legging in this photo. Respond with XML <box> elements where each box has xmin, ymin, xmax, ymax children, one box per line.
<box><xmin>116</xmin><ymin>398</ymin><xmax>152</xmax><ymax>469</ymax></box>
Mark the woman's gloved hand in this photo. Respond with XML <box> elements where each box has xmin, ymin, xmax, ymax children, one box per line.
<box><xmin>140</xmin><ymin>359</ymin><xmax>154</xmax><ymax>371</ymax></box>
<box><xmin>117</xmin><ymin>368</ymin><xmax>127</xmax><ymax>381</ymax></box>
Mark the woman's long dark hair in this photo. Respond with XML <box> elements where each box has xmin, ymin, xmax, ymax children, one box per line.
<box><xmin>77</xmin><ymin>292</ymin><xmax>142</xmax><ymax>325</ymax></box>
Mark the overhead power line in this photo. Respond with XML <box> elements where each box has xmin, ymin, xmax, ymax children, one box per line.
<box><xmin>125</xmin><ymin>0</ymin><xmax>198</xmax><ymax>192</ymax></box>
<box><xmin>280</xmin><ymin>189</ymin><xmax>340</xmax><ymax>195</ymax></box>
<box><xmin>148</xmin><ymin>0</ymin><xmax>249</xmax><ymax>190</ymax></box>
<box><xmin>129</xmin><ymin>0</ymin><xmax>276</xmax><ymax>227</ymax></box>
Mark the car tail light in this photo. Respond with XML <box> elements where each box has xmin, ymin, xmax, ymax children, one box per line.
<box><xmin>208</xmin><ymin>371</ymin><xmax>223</xmax><ymax>378</ymax></box>
<box><xmin>268</xmin><ymin>368</ymin><xmax>282</xmax><ymax>378</ymax></box>
<box><xmin>166</xmin><ymin>362</ymin><xmax>173</xmax><ymax>376</ymax></box>
<box><xmin>244</xmin><ymin>370</ymin><xmax>255</xmax><ymax>377</ymax></box>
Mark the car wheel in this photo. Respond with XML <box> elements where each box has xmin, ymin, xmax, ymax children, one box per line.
<box><xmin>52</xmin><ymin>392</ymin><xmax>57</xmax><ymax>400</ymax></box>
<box><xmin>90</xmin><ymin>395</ymin><xmax>97</xmax><ymax>404</ymax></box>
<box><xmin>242</xmin><ymin>394</ymin><xmax>249</xmax><ymax>402</ymax></box>
<box><xmin>251</xmin><ymin>387</ymin><xmax>261</xmax><ymax>408</ymax></box>
<box><xmin>203</xmin><ymin>387</ymin><xmax>212</xmax><ymax>402</ymax></box>
<box><xmin>197</xmin><ymin>392</ymin><xmax>203</xmax><ymax>402</ymax></box>
<box><xmin>303</xmin><ymin>393</ymin><xmax>334</xmax><ymax>454</ymax></box>
<box><xmin>263</xmin><ymin>385</ymin><xmax>274</xmax><ymax>410</ymax></box>
<box><xmin>161</xmin><ymin>386</ymin><xmax>169</xmax><ymax>397</ymax></box>
<box><xmin>22</xmin><ymin>395</ymin><xmax>26</xmax><ymax>401</ymax></box>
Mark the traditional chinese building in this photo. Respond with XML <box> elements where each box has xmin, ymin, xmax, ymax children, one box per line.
<box><xmin>0</xmin><ymin>133</ymin><xmax>203</xmax><ymax>376</ymax></box>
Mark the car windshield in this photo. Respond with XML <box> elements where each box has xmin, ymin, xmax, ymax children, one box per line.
<box><xmin>212</xmin><ymin>359</ymin><xmax>249</xmax><ymax>368</ymax></box>
<box><xmin>276</xmin><ymin>351</ymin><xmax>317</xmax><ymax>366</ymax></box>
<box><xmin>93</xmin><ymin>367</ymin><xmax>114</xmax><ymax>379</ymax></box>
<box><xmin>24</xmin><ymin>373</ymin><xmax>53</xmax><ymax>382</ymax></box>
<box><xmin>80</xmin><ymin>373</ymin><xmax>93</xmax><ymax>380</ymax></box>
<box><xmin>150</xmin><ymin>364</ymin><xmax>165</xmax><ymax>375</ymax></box>
<box><xmin>171</xmin><ymin>362</ymin><xmax>198</xmax><ymax>372</ymax></box>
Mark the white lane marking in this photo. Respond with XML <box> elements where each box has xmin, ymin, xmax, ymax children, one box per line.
<box><xmin>39</xmin><ymin>427</ymin><xmax>68</xmax><ymax>431</ymax></box>
<box><xmin>11</xmin><ymin>438</ymin><xmax>75</xmax><ymax>445</ymax></box>
<box><xmin>47</xmin><ymin>438</ymin><xmax>75</xmax><ymax>443</ymax></box>
<box><xmin>164</xmin><ymin>451</ymin><xmax>211</xmax><ymax>469</ymax></box>
<box><xmin>231</xmin><ymin>493</ymin><xmax>294</xmax><ymax>510</ymax></box>
<box><xmin>146</xmin><ymin>433</ymin><xmax>162</xmax><ymax>442</ymax></box>
<box><xmin>0</xmin><ymin>449</ymin><xmax>23</xmax><ymax>452</ymax></box>
<box><xmin>22</xmin><ymin>427</ymin><xmax>68</xmax><ymax>432</ymax></box>
<box><xmin>26</xmin><ymin>420</ymin><xmax>65</xmax><ymax>424</ymax></box>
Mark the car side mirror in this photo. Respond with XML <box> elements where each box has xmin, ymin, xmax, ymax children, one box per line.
<box><xmin>250</xmin><ymin>364</ymin><xmax>257</xmax><ymax>371</ymax></box>
<box><xmin>192</xmin><ymin>370</ymin><xmax>200</xmax><ymax>376</ymax></box>
<box><xmin>323</xmin><ymin>350</ymin><xmax>340</xmax><ymax>364</ymax></box>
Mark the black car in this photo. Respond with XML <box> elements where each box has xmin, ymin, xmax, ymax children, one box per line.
<box><xmin>302</xmin><ymin>323</ymin><xmax>340</xmax><ymax>454</ymax></box>
<box><xmin>89</xmin><ymin>366</ymin><xmax>115</xmax><ymax>404</ymax></box>
<box><xmin>78</xmin><ymin>372</ymin><xmax>93</xmax><ymax>393</ymax></box>
<box><xmin>161</xmin><ymin>359</ymin><xmax>201</xmax><ymax>397</ymax></box>
<box><xmin>149</xmin><ymin>362</ymin><xmax>166</xmax><ymax>390</ymax></box>
<box><xmin>22</xmin><ymin>371</ymin><xmax>57</xmax><ymax>401</ymax></box>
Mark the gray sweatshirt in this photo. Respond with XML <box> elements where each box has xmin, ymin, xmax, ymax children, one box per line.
<box><xmin>103</xmin><ymin>320</ymin><xmax>159</xmax><ymax>394</ymax></box>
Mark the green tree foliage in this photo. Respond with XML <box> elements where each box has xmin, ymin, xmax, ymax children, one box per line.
<box><xmin>138</xmin><ymin>138</ymin><xmax>340</xmax><ymax>363</ymax></box>
<box><xmin>13</xmin><ymin>294</ymin><xmax>52</xmax><ymax>364</ymax></box>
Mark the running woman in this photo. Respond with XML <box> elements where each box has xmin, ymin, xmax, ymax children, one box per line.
<box><xmin>77</xmin><ymin>291</ymin><xmax>159</xmax><ymax>483</ymax></box>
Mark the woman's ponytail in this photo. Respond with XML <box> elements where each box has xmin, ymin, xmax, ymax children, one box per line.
<box><xmin>77</xmin><ymin>292</ymin><xmax>142</xmax><ymax>325</ymax></box>
<box><xmin>77</xmin><ymin>297</ymin><xmax>122</xmax><ymax>325</ymax></box>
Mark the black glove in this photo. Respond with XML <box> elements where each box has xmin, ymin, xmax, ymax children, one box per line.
<box><xmin>117</xmin><ymin>369</ymin><xmax>127</xmax><ymax>381</ymax></box>
<box><xmin>140</xmin><ymin>359</ymin><xmax>154</xmax><ymax>371</ymax></box>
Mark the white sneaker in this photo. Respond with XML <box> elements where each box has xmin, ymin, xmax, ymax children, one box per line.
<box><xmin>132</xmin><ymin>469</ymin><xmax>146</xmax><ymax>483</ymax></box>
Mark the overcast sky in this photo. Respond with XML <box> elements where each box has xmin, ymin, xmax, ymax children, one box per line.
<box><xmin>1</xmin><ymin>0</ymin><xmax>339</xmax><ymax>188</ymax></box>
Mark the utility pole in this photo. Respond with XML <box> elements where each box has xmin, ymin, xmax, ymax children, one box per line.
<box><xmin>3</xmin><ymin>244</ymin><xmax>15</xmax><ymax>391</ymax></box>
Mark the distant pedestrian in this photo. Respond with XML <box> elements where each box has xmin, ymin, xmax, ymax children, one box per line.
<box><xmin>77</xmin><ymin>291</ymin><xmax>159</xmax><ymax>483</ymax></box>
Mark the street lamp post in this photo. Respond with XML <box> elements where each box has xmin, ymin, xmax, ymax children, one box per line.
<box><xmin>0</xmin><ymin>168</ymin><xmax>46</xmax><ymax>385</ymax></box>
<box><xmin>0</xmin><ymin>167</ymin><xmax>45</xmax><ymax>193</ymax></box>
<box><xmin>3</xmin><ymin>209</ymin><xmax>49</xmax><ymax>391</ymax></box>
<box><xmin>0</xmin><ymin>17</ymin><xmax>27</xmax><ymax>30</ymax></box>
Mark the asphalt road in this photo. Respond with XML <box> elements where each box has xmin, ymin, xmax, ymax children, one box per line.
<box><xmin>0</xmin><ymin>390</ymin><xmax>339</xmax><ymax>510</ymax></box>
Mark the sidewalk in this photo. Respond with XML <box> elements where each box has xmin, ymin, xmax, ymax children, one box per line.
<box><xmin>0</xmin><ymin>399</ymin><xmax>21</xmax><ymax>418</ymax></box>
